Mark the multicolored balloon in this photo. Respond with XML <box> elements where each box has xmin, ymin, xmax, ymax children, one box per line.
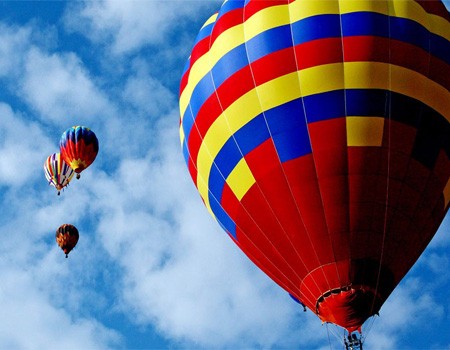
<box><xmin>55</xmin><ymin>224</ymin><xmax>79</xmax><ymax>258</ymax></box>
<box><xmin>60</xmin><ymin>126</ymin><xmax>99</xmax><ymax>179</ymax></box>
<box><xmin>43</xmin><ymin>153</ymin><xmax>75</xmax><ymax>195</ymax></box>
<box><xmin>180</xmin><ymin>0</ymin><xmax>450</xmax><ymax>333</ymax></box>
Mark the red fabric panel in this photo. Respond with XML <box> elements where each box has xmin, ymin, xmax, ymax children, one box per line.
<box><xmin>308</xmin><ymin>119</ymin><xmax>350</xmax><ymax>261</ymax></box>
<box><xmin>210</xmin><ymin>7</ymin><xmax>244</xmax><ymax>45</ymax></box>
<box><xmin>231</xmin><ymin>231</ymin><xmax>302</xmax><ymax>298</ymax></box>
<box><xmin>251</xmin><ymin>46</ymin><xmax>298</xmax><ymax>86</ymax></box>
<box><xmin>317</xmin><ymin>288</ymin><xmax>382</xmax><ymax>333</ymax></box>
<box><xmin>295</xmin><ymin>37</ymin><xmax>343</xmax><ymax>69</ymax></box>
<box><xmin>283</xmin><ymin>155</ymin><xmax>336</xmax><ymax>265</ymax></box>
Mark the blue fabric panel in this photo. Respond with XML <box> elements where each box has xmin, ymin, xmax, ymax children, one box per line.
<box><xmin>234</xmin><ymin>114</ymin><xmax>271</xmax><ymax>156</ymax></box>
<box><xmin>214</xmin><ymin>137</ymin><xmax>244</xmax><ymax>179</ymax></box>
<box><xmin>346</xmin><ymin>89</ymin><xmax>389</xmax><ymax>117</ymax></box>
<box><xmin>245</xmin><ymin>24</ymin><xmax>294</xmax><ymax>62</ymax></box>
<box><xmin>209</xmin><ymin>164</ymin><xmax>227</xmax><ymax>202</ymax></box>
<box><xmin>265</xmin><ymin>99</ymin><xmax>311</xmax><ymax>162</ymax></box>
<box><xmin>303</xmin><ymin>90</ymin><xmax>346</xmax><ymax>123</ymax></box>
<box><xmin>209</xmin><ymin>190</ymin><xmax>237</xmax><ymax>238</ymax></box>
<box><xmin>211</xmin><ymin>43</ymin><xmax>249</xmax><ymax>88</ymax></box>
<box><xmin>182</xmin><ymin>141</ymin><xmax>190</xmax><ymax>166</ymax></box>
<box><xmin>219</xmin><ymin>0</ymin><xmax>245</xmax><ymax>16</ymax></box>
<box><xmin>342</xmin><ymin>12</ymin><xmax>389</xmax><ymax>37</ymax></box>
<box><xmin>291</xmin><ymin>14</ymin><xmax>342</xmax><ymax>45</ymax></box>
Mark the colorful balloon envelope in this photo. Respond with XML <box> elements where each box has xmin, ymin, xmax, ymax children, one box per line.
<box><xmin>60</xmin><ymin>126</ymin><xmax>99</xmax><ymax>179</ymax></box>
<box><xmin>179</xmin><ymin>0</ymin><xmax>450</xmax><ymax>333</ymax></box>
<box><xmin>43</xmin><ymin>153</ymin><xmax>75</xmax><ymax>195</ymax></box>
<box><xmin>56</xmin><ymin>224</ymin><xmax>79</xmax><ymax>258</ymax></box>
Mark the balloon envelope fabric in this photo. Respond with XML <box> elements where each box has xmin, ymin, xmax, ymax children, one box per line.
<box><xmin>179</xmin><ymin>0</ymin><xmax>450</xmax><ymax>332</ymax></box>
<box><xmin>59</xmin><ymin>126</ymin><xmax>99</xmax><ymax>176</ymax></box>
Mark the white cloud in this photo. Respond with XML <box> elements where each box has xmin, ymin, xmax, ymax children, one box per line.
<box><xmin>21</xmin><ymin>47</ymin><xmax>115</xmax><ymax>125</ymax></box>
<box><xmin>0</xmin><ymin>264</ymin><xmax>121</xmax><ymax>350</ymax></box>
<box><xmin>64</xmin><ymin>0</ymin><xmax>221</xmax><ymax>55</ymax></box>
<box><xmin>0</xmin><ymin>24</ymin><xmax>31</xmax><ymax>78</ymax></box>
<box><xmin>364</xmin><ymin>277</ymin><xmax>445</xmax><ymax>349</ymax></box>
<box><xmin>0</xmin><ymin>103</ymin><xmax>53</xmax><ymax>187</ymax></box>
<box><xmin>123</xmin><ymin>59</ymin><xmax>175</xmax><ymax>117</ymax></box>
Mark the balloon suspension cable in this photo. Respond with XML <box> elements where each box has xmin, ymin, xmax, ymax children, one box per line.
<box><xmin>344</xmin><ymin>332</ymin><xmax>363</xmax><ymax>350</ymax></box>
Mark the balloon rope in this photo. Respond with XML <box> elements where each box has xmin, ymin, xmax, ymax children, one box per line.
<box><xmin>361</xmin><ymin>314</ymin><xmax>378</xmax><ymax>346</ymax></box>
<box><xmin>325</xmin><ymin>323</ymin><xmax>333</xmax><ymax>350</ymax></box>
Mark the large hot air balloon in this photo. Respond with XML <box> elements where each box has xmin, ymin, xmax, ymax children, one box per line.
<box><xmin>56</xmin><ymin>224</ymin><xmax>79</xmax><ymax>258</ymax></box>
<box><xmin>179</xmin><ymin>0</ymin><xmax>450</xmax><ymax>337</ymax></box>
<box><xmin>43</xmin><ymin>153</ymin><xmax>75</xmax><ymax>195</ymax></box>
<box><xmin>60</xmin><ymin>126</ymin><xmax>99</xmax><ymax>179</ymax></box>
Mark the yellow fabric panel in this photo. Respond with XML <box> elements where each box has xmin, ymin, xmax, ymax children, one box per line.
<box><xmin>339</xmin><ymin>0</ymin><xmax>450</xmax><ymax>40</ymax></box>
<box><xmin>195</xmin><ymin>171</ymin><xmax>216</xmax><ymax>218</ymax></box>
<box><xmin>179</xmin><ymin>25</ymin><xmax>244</xmax><ymax>118</ymax></box>
<box><xmin>344</xmin><ymin>62</ymin><xmax>450</xmax><ymax>122</ymax></box>
<box><xmin>339</xmin><ymin>0</ymin><xmax>390</xmax><ymax>16</ymax></box>
<box><xmin>226</xmin><ymin>158</ymin><xmax>256</xmax><ymax>201</ymax></box>
<box><xmin>195</xmin><ymin>91</ymin><xmax>262</xmax><ymax>208</ymax></box>
<box><xmin>298</xmin><ymin>64</ymin><xmax>344</xmax><ymax>97</ymax></box>
<box><xmin>180</xmin><ymin>124</ymin><xmax>185</xmax><ymax>146</ymax></box>
<box><xmin>428</xmin><ymin>12</ymin><xmax>450</xmax><ymax>42</ymax></box>
<box><xmin>257</xmin><ymin>72</ymin><xmax>303</xmax><ymax>112</ymax></box>
<box><xmin>389</xmin><ymin>64</ymin><xmax>450</xmax><ymax>123</ymax></box>
<box><xmin>196</xmin><ymin>116</ymin><xmax>233</xmax><ymax>204</ymax></box>
<box><xmin>289</xmin><ymin>0</ymin><xmax>340</xmax><ymax>21</ymax></box>
<box><xmin>390</xmin><ymin>0</ymin><xmax>450</xmax><ymax>41</ymax></box>
<box><xmin>201</xmin><ymin>13</ymin><xmax>218</xmax><ymax>29</ymax></box>
<box><xmin>225</xmin><ymin>89</ymin><xmax>262</xmax><ymax>132</ymax></box>
<box><xmin>244</xmin><ymin>3</ymin><xmax>290</xmax><ymax>41</ymax></box>
<box><xmin>346</xmin><ymin>117</ymin><xmax>385</xmax><ymax>147</ymax></box>
<box><xmin>344</xmin><ymin>62</ymin><xmax>390</xmax><ymax>90</ymax></box>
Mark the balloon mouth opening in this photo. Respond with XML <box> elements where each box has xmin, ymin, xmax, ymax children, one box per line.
<box><xmin>316</xmin><ymin>286</ymin><xmax>382</xmax><ymax>332</ymax></box>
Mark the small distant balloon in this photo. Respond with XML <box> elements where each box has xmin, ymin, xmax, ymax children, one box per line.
<box><xmin>59</xmin><ymin>126</ymin><xmax>99</xmax><ymax>179</ymax></box>
<box><xmin>43</xmin><ymin>153</ymin><xmax>75</xmax><ymax>195</ymax></box>
<box><xmin>56</xmin><ymin>224</ymin><xmax>79</xmax><ymax>258</ymax></box>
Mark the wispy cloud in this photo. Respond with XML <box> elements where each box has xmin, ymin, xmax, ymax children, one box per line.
<box><xmin>64</xmin><ymin>0</ymin><xmax>221</xmax><ymax>56</ymax></box>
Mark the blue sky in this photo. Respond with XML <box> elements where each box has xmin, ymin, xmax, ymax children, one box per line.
<box><xmin>0</xmin><ymin>1</ymin><xmax>449</xmax><ymax>349</ymax></box>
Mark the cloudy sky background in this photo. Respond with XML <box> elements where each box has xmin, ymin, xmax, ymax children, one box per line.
<box><xmin>0</xmin><ymin>1</ymin><xmax>449</xmax><ymax>349</ymax></box>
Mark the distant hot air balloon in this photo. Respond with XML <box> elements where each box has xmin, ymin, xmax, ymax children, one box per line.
<box><xmin>56</xmin><ymin>224</ymin><xmax>79</xmax><ymax>258</ymax></box>
<box><xmin>43</xmin><ymin>153</ymin><xmax>75</xmax><ymax>195</ymax></box>
<box><xmin>60</xmin><ymin>126</ymin><xmax>99</xmax><ymax>179</ymax></box>
<box><xmin>180</xmin><ymin>0</ymin><xmax>450</xmax><ymax>339</ymax></box>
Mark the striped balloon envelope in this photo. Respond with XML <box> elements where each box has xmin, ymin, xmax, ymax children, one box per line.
<box><xmin>44</xmin><ymin>152</ymin><xmax>75</xmax><ymax>195</ymax></box>
<box><xmin>179</xmin><ymin>0</ymin><xmax>450</xmax><ymax>333</ymax></box>
<box><xmin>60</xmin><ymin>126</ymin><xmax>99</xmax><ymax>179</ymax></box>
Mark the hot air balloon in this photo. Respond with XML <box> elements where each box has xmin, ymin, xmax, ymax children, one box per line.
<box><xmin>43</xmin><ymin>153</ymin><xmax>75</xmax><ymax>195</ymax></box>
<box><xmin>179</xmin><ymin>0</ymin><xmax>450</xmax><ymax>341</ymax></box>
<box><xmin>56</xmin><ymin>224</ymin><xmax>79</xmax><ymax>258</ymax></box>
<box><xmin>60</xmin><ymin>126</ymin><xmax>99</xmax><ymax>179</ymax></box>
